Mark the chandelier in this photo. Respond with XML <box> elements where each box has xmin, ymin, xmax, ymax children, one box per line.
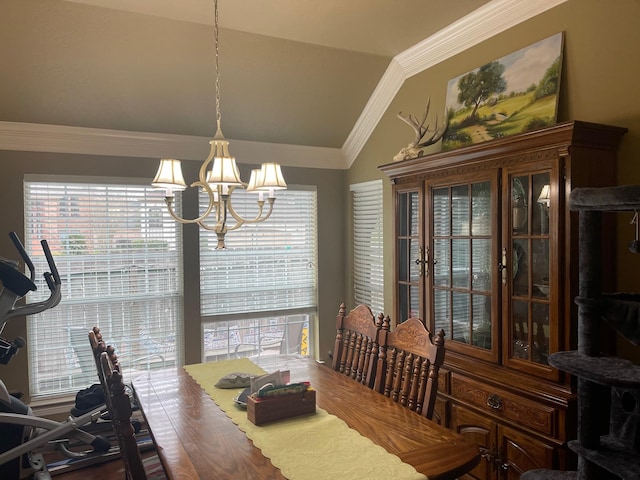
<box><xmin>152</xmin><ymin>0</ymin><xmax>286</xmax><ymax>249</ymax></box>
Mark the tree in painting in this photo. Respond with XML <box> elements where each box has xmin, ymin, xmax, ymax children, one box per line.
<box><xmin>457</xmin><ymin>61</ymin><xmax>507</xmax><ymax>120</ymax></box>
<box><xmin>533</xmin><ymin>56</ymin><xmax>561</xmax><ymax>101</ymax></box>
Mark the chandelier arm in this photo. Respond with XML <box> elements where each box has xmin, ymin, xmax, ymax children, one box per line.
<box><xmin>163</xmin><ymin>181</ymin><xmax>218</xmax><ymax>224</ymax></box>
<box><xmin>195</xmin><ymin>219</ymin><xmax>224</xmax><ymax>232</ymax></box>
<box><xmin>227</xmin><ymin>197</ymin><xmax>276</xmax><ymax>223</ymax></box>
<box><xmin>195</xmin><ymin>189</ymin><xmax>227</xmax><ymax>226</ymax></box>
<box><xmin>198</xmin><ymin>150</ymin><xmax>216</xmax><ymax>184</ymax></box>
<box><xmin>225</xmin><ymin>199</ymin><xmax>276</xmax><ymax>232</ymax></box>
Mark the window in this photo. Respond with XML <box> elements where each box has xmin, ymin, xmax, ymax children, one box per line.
<box><xmin>24</xmin><ymin>176</ymin><xmax>183</xmax><ymax>400</ymax></box>
<box><xmin>351</xmin><ymin>180</ymin><xmax>384</xmax><ymax>315</ymax></box>
<box><xmin>199</xmin><ymin>187</ymin><xmax>317</xmax><ymax>360</ymax></box>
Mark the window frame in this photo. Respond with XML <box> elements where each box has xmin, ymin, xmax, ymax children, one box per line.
<box><xmin>23</xmin><ymin>174</ymin><xmax>184</xmax><ymax>400</ymax></box>
<box><xmin>198</xmin><ymin>185</ymin><xmax>318</xmax><ymax>360</ymax></box>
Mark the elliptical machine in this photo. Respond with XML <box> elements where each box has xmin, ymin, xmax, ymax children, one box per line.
<box><xmin>0</xmin><ymin>232</ymin><xmax>111</xmax><ymax>479</ymax></box>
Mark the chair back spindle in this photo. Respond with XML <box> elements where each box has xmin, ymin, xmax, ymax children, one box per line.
<box><xmin>375</xmin><ymin>317</ymin><xmax>445</xmax><ymax>420</ymax></box>
<box><xmin>331</xmin><ymin>303</ymin><xmax>384</xmax><ymax>388</ymax></box>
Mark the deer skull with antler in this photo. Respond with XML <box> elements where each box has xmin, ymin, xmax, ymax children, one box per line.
<box><xmin>393</xmin><ymin>98</ymin><xmax>448</xmax><ymax>162</ymax></box>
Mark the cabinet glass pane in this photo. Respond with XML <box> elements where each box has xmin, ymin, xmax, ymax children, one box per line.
<box><xmin>409</xmin><ymin>240</ymin><xmax>420</xmax><ymax>282</ymax></box>
<box><xmin>433</xmin><ymin>188</ymin><xmax>450</xmax><ymax>236</ymax></box>
<box><xmin>532</xmin><ymin>238</ymin><xmax>550</xmax><ymax>298</ymax></box>
<box><xmin>472</xmin><ymin>294</ymin><xmax>492</xmax><ymax>349</ymax></box>
<box><xmin>471</xmin><ymin>182</ymin><xmax>491</xmax><ymax>236</ymax></box>
<box><xmin>399</xmin><ymin>284</ymin><xmax>409</xmax><ymax>322</ymax></box>
<box><xmin>410</xmin><ymin>191</ymin><xmax>419</xmax><ymax>236</ymax></box>
<box><xmin>433</xmin><ymin>238</ymin><xmax>450</xmax><ymax>287</ymax></box>
<box><xmin>399</xmin><ymin>192</ymin><xmax>410</xmax><ymax>237</ymax></box>
<box><xmin>452</xmin><ymin>239</ymin><xmax>470</xmax><ymax>288</ymax></box>
<box><xmin>512</xmin><ymin>239</ymin><xmax>529</xmax><ymax>297</ymax></box>
<box><xmin>512</xmin><ymin>299</ymin><xmax>529</xmax><ymax>359</ymax></box>
<box><xmin>532</xmin><ymin>173</ymin><xmax>551</xmax><ymax>236</ymax></box>
<box><xmin>511</xmin><ymin>300</ymin><xmax>550</xmax><ymax>365</ymax></box>
<box><xmin>451</xmin><ymin>185</ymin><xmax>469</xmax><ymax>236</ymax></box>
<box><xmin>398</xmin><ymin>238</ymin><xmax>408</xmax><ymax>282</ymax></box>
<box><xmin>399</xmin><ymin>284</ymin><xmax>420</xmax><ymax>322</ymax></box>
<box><xmin>512</xmin><ymin>176</ymin><xmax>529</xmax><ymax>234</ymax></box>
<box><xmin>434</xmin><ymin>289</ymin><xmax>450</xmax><ymax>336</ymax></box>
<box><xmin>409</xmin><ymin>285</ymin><xmax>420</xmax><ymax>320</ymax></box>
<box><xmin>452</xmin><ymin>291</ymin><xmax>470</xmax><ymax>343</ymax></box>
<box><xmin>399</xmin><ymin>191</ymin><xmax>420</xmax><ymax>236</ymax></box>
<box><xmin>532</xmin><ymin>303</ymin><xmax>550</xmax><ymax>365</ymax></box>
<box><xmin>472</xmin><ymin>239</ymin><xmax>491</xmax><ymax>292</ymax></box>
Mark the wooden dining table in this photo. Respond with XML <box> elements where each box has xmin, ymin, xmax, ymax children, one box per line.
<box><xmin>131</xmin><ymin>355</ymin><xmax>480</xmax><ymax>480</ymax></box>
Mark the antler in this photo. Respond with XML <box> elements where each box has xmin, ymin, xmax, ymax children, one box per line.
<box><xmin>397</xmin><ymin>98</ymin><xmax>448</xmax><ymax>148</ymax></box>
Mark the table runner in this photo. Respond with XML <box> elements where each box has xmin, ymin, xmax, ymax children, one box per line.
<box><xmin>184</xmin><ymin>359</ymin><xmax>428</xmax><ymax>480</ymax></box>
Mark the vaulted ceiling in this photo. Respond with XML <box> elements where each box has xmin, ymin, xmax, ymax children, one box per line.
<box><xmin>2</xmin><ymin>0</ymin><xmax>565</xmax><ymax>168</ymax></box>
<box><xmin>64</xmin><ymin>0</ymin><xmax>490</xmax><ymax>57</ymax></box>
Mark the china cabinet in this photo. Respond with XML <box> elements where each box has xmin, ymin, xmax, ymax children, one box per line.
<box><xmin>380</xmin><ymin>121</ymin><xmax>627</xmax><ymax>479</ymax></box>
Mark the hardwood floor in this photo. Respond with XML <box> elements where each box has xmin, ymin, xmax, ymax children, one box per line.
<box><xmin>47</xmin><ymin>456</ymin><xmax>128</xmax><ymax>479</ymax></box>
<box><xmin>38</xmin><ymin>410</ymin><xmax>157</xmax><ymax>479</ymax></box>
<box><xmin>44</xmin><ymin>450</ymin><xmax>158</xmax><ymax>479</ymax></box>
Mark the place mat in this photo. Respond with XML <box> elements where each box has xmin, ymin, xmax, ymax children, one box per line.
<box><xmin>184</xmin><ymin>359</ymin><xmax>428</xmax><ymax>480</ymax></box>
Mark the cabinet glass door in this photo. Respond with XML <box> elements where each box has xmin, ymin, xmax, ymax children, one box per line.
<box><xmin>507</xmin><ymin>171</ymin><xmax>551</xmax><ymax>367</ymax></box>
<box><xmin>397</xmin><ymin>189</ymin><xmax>421</xmax><ymax>323</ymax></box>
<box><xmin>430</xmin><ymin>179</ymin><xmax>494</xmax><ymax>353</ymax></box>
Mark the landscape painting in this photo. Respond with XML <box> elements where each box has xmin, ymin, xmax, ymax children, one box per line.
<box><xmin>442</xmin><ymin>32</ymin><xmax>564</xmax><ymax>151</ymax></box>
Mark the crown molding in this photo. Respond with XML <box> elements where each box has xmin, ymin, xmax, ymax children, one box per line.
<box><xmin>341</xmin><ymin>0</ymin><xmax>569</xmax><ymax>167</ymax></box>
<box><xmin>0</xmin><ymin>121</ymin><xmax>345</xmax><ymax>170</ymax></box>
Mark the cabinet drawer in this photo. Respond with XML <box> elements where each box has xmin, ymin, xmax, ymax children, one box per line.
<box><xmin>451</xmin><ymin>374</ymin><xmax>557</xmax><ymax>436</ymax></box>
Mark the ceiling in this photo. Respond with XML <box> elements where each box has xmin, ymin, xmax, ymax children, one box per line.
<box><xmin>63</xmin><ymin>0</ymin><xmax>490</xmax><ymax>57</ymax></box>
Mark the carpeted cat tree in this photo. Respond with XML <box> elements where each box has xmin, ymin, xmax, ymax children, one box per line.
<box><xmin>522</xmin><ymin>185</ymin><xmax>640</xmax><ymax>480</ymax></box>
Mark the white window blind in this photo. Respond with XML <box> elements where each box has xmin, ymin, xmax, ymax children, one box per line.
<box><xmin>199</xmin><ymin>187</ymin><xmax>317</xmax><ymax>319</ymax></box>
<box><xmin>24</xmin><ymin>176</ymin><xmax>183</xmax><ymax>399</ymax></box>
<box><xmin>351</xmin><ymin>180</ymin><xmax>384</xmax><ymax>315</ymax></box>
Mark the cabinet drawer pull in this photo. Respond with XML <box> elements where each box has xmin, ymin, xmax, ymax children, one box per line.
<box><xmin>487</xmin><ymin>393</ymin><xmax>502</xmax><ymax>410</ymax></box>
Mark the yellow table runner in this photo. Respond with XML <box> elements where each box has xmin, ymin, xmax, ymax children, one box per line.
<box><xmin>184</xmin><ymin>359</ymin><xmax>427</xmax><ymax>480</ymax></box>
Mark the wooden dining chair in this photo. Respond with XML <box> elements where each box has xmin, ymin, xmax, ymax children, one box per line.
<box><xmin>90</xmin><ymin>327</ymin><xmax>167</xmax><ymax>480</ymax></box>
<box><xmin>99</xmin><ymin>350</ymin><xmax>158</xmax><ymax>480</ymax></box>
<box><xmin>374</xmin><ymin>316</ymin><xmax>446</xmax><ymax>420</ymax></box>
<box><xmin>331</xmin><ymin>303</ymin><xmax>384</xmax><ymax>388</ymax></box>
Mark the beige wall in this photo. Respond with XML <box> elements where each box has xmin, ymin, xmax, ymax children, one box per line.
<box><xmin>0</xmin><ymin>151</ymin><xmax>345</xmax><ymax>401</ymax></box>
<box><xmin>348</xmin><ymin>0</ymin><xmax>640</xmax><ymax>360</ymax></box>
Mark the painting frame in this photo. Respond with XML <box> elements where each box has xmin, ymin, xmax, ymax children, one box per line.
<box><xmin>442</xmin><ymin>32</ymin><xmax>564</xmax><ymax>151</ymax></box>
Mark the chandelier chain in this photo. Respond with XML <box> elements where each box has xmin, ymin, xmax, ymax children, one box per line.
<box><xmin>214</xmin><ymin>0</ymin><xmax>221</xmax><ymax>127</ymax></box>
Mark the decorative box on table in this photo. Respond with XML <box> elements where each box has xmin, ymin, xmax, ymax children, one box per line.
<box><xmin>247</xmin><ymin>388</ymin><xmax>316</xmax><ymax>425</ymax></box>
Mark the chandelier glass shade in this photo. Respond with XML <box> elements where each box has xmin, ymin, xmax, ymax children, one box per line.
<box><xmin>151</xmin><ymin>0</ymin><xmax>286</xmax><ymax>249</ymax></box>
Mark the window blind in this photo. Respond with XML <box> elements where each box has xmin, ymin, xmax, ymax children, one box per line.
<box><xmin>24</xmin><ymin>176</ymin><xmax>183</xmax><ymax>399</ymax></box>
<box><xmin>351</xmin><ymin>180</ymin><xmax>384</xmax><ymax>315</ymax></box>
<box><xmin>199</xmin><ymin>187</ymin><xmax>317</xmax><ymax>319</ymax></box>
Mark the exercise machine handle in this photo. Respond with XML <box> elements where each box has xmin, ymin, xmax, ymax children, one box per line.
<box><xmin>1</xmin><ymin>232</ymin><xmax>62</xmax><ymax>324</ymax></box>
<box><xmin>8</xmin><ymin>231</ymin><xmax>35</xmax><ymax>283</ymax></box>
